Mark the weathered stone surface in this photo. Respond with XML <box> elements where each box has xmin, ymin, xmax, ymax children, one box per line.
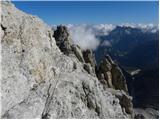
<box><xmin>54</xmin><ymin>25</ymin><xmax>85</xmax><ymax>64</ymax></box>
<box><xmin>71</xmin><ymin>44</ymin><xmax>84</xmax><ymax>63</ymax></box>
<box><xmin>82</xmin><ymin>49</ymin><xmax>97</xmax><ymax>68</ymax></box>
<box><xmin>97</xmin><ymin>55</ymin><xmax>128</xmax><ymax>92</ymax></box>
<box><xmin>54</xmin><ymin>25</ymin><xmax>73</xmax><ymax>55</ymax></box>
<box><xmin>111</xmin><ymin>63</ymin><xmax>128</xmax><ymax>92</ymax></box>
<box><xmin>1</xmin><ymin>1</ymin><xmax>132</xmax><ymax>119</ymax></box>
<box><xmin>97</xmin><ymin>73</ymin><xmax>108</xmax><ymax>89</ymax></box>
<box><xmin>83</xmin><ymin>63</ymin><xmax>95</xmax><ymax>76</ymax></box>
<box><xmin>82</xmin><ymin>49</ymin><xmax>97</xmax><ymax>75</ymax></box>
<box><xmin>109</xmin><ymin>89</ymin><xmax>133</xmax><ymax>116</ymax></box>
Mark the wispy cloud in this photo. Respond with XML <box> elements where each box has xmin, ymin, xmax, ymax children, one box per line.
<box><xmin>53</xmin><ymin>23</ymin><xmax>158</xmax><ymax>50</ymax></box>
<box><xmin>67</xmin><ymin>24</ymin><xmax>100</xmax><ymax>50</ymax></box>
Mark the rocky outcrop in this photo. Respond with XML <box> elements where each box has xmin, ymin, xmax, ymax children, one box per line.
<box><xmin>53</xmin><ymin>25</ymin><xmax>73</xmax><ymax>55</ymax></box>
<box><xmin>111</xmin><ymin>63</ymin><xmax>128</xmax><ymax>92</ymax></box>
<box><xmin>1</xmin><ymin>1</ymin><xmax>133</xmax><ymax>119</ymax></box>
<box><xmin>54</xmin><ymin>25</ymin><xmax>96</xmax><ymax>76</ymax></box>
<box><xmin>82</xmin><ymin>49</ymin><xmax>97</xmax><ymax>75</ymax></box>
<box><xmin>83</xmin><ymin>63</ymin><xmax>95</xmax><ymax>76</ymax></box>
<box><xmin>97</xmin><ymin>55</ymin><xmax>113</xmax><ymax>88</ymax></box>
<box><xmin>108</xmin><ymin>89</ymin><xmax>133</xmax><ymax>116</ymax></box>
<box><xmin>71</xmin><ymin>44</ymin><xmax>85</xmax><ymax>63</ymax></box>
<box><xmin>54</xmin><ymin>25</ymin><xmax>85</xmax><ymax>63</ymax></box>
<box><xmin>97</xmin><ymin>55</ymin><xmax>128</xmax><ymax>92</ymax></box>
<box><xmin>82</xmin><ymin>49</ymin><xmax>97</xmax><ymax>68</ymax></box>
<box><xmin>96</xmin><ymin>55</ymin><xmax>133</xmax><ymax>116</ymax></box>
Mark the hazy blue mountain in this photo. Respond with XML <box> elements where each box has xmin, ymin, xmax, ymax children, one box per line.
<box><xmin>94</xmin><ymin>26</ymin><xmax>159</xmax><ymax>110</ymax></box>
<box><xmin>95</xmin><ymin>26</ymin><xmax>159</xmax><ymax>69</ymax></box>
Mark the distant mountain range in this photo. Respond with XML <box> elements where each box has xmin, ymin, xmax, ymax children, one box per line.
<box><xmin>95</xmin><ymin>25</ymin><xmax>159</xmax><ymax>69</ymax></box>
<box><xmin>94</xmin><ymin>25</ymin><xmax>159</xmax><ymax>110</ymax></box>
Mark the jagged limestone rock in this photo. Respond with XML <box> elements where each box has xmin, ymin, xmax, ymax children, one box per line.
<box><xmin>82</xmin><ymin>49</ymin><xmax>97</xmax><ymax>75</ymax></box>
<box><xmin>97</xmin><ymin>73</ymin><xmax>108</xmax><ymax>89</ymax></box>
<box><xmin>98</xmin><ymin>57</ymin><xmax>113</xmax><ymax>88</ymax></box>
<box><xmin>111</xmin><ymin>63</ymin><xmax>128</xmax><ymax>92</ymax></box>
<box><xmin>53</xmin><ymin>26</ymin><xmax>96</xmax><ymax>76</ymax></box>
<box><xmin>54</xmin><ymin>25</ymin><xmax>73</xmax><ymax>55</ymax></box>
<box><xmin>71</xmin><ymin>44</ymin><xmax>85</xmax><ymax>63</ymax></box>
<box><xmin>1</xmin><ymin>1</ymin><xmax>132</xmax><ymax>119</ymax></box>
<box><xmin>82</xmin><ymin>49</ymin><xmax>97</xmax><ymax>68</ymax></box>
<box><xmin>54</xmin><ymin>25</ymin><xmax>85</xmax><ymax>63</ymax></box>
<box><xmin>83</xmin><ymin>63</ymin><xmax>95</xmax><ymax>76</ymax></box>
<box><xmin>108</xmin><ymin>89</ymin><xmax>133</xmax><ymax>116</ymax></box>
<box><xmin>97</xmin><ymin>55</ymin><xmax>128</xmax><ymax>92</ymax></box>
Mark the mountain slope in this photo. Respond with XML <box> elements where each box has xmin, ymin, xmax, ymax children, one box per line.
<box><xmin>1</xmin><ymin>1</ymin><xmax>132</xmax><ymax>119</ymax></box>
<box><xmin>95</xmin><ymin>26</ymin><xmax>159</xmax><ymax>66</ymax></box>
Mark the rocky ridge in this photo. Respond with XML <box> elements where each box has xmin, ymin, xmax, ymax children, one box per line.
<box><xmin>53</xmin><ymin>25</ymin><xmax>133</xmax><ymax>116</ymax></box>
<box><xmin>1</xmin><ymin>1</ymin><xmax>133</xmax><ymax>119</ymax></box>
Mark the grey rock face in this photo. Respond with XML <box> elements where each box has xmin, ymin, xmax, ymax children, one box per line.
<box><xmin>97</xmin><ymin>55</ymin><xmax>128</xmax><ymax>92</ymax></box>
<box><xmin>111</xmin><ymin>64</ymin><xmax>128</xmax><ymax>92</ymax></box>
<box><xmin>115</xmin><ymin>91</ymin><xmax>133</xmax><ymax>115</ymax></box>
<box><xmin>97</xmin><ymin>56</ymin><xmax>113</xmax><ymax>88</ymax></box>
<box><xmin>71</xmin><ymin>44</ymin><xmax>85</xmax><ymax>63</ymax></box>
<box><xmin>82</xmin><ymin>49</ymin><xmax>97</xmax><ymax>75</ymax></box>
<box><xmin>82</xmin><ymin>49</ymin><xmax>97</xmax><ymax>68</ymax></box>
<box><xmin>1</xmin><ymin>1</ymin><xmax>132</xmax><ymax>119</ymax></box>
<box><xmin>83</xmin><ymin>63</ymin><xmax>95</xmax><ymax>76</ymax></box>
<box><xmin>54</xmin><ymin>25</ymin><xmax>72</xmax><ymax>55</ymax></box>
<box><xmin>54</xmin><ymin>25</ymin><xmax>96</xmax><ymax>76</ymax></box>
<box><xmin>109</xmin><ymin>89</ymin><xmax>133</xmax><ymax>116</ymax></box>
<box><xmin>96</xmin><ymin>55</ymin><xmax>133</xmax><ymax>116</ymax></box>
<box><xmin>54</xmin><ymin>25</ymin><xmax>85</xmax><ymax>63</ymax></box>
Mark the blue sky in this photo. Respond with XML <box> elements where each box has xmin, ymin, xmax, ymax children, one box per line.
<box><xmin>13</xmin><ymin>1</ymin><xmax>158</xmax><ymax>25</ymax></box>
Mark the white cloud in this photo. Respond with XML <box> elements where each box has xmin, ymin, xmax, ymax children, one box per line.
<box><xmin>120</xmin><ymin>23</ymin><xmax>158</xmax><ymax>33</ymax></box>
<box><xmin>52</xmin><ymin>23</ymin><xmax>158</xmax><ymax>50</ymax></box>
<box><xmin>92</xmin><ymin>24</ymin><xmax>116</xmax><ymax>35</ymax></box>
<box><xmin>68</xmin><ymin>24</ymin><xmax>100</xmax><ymax>50</ymax></box>
<box><xmin>66</xmin><ymin>24</ymin><xmax>116</xmax><ymax>50</ymax></box>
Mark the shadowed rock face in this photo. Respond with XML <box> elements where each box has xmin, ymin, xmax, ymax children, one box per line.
<box><xmin>97</xmin><ymin>55</ymin><xmax>128</xmax><ymax>92</ymax></box>
<box><xmin>54</xmin><ymin>25</ymin><xmax>72</xmax><ymax>55</ymax></box>
<box><xmin>54</xmin><ymin>25</ymin><xmax>85</xmax><ymax>63</ymax></box>
<box><xmin>1</xmin><ymin>1</ymin><xmax>133</xmax><ymax>119</ymax></box>
<box><xmin>82</xmin><ymin>49</ymin><xmax>97</xmax><ymax>68</ymax></box>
